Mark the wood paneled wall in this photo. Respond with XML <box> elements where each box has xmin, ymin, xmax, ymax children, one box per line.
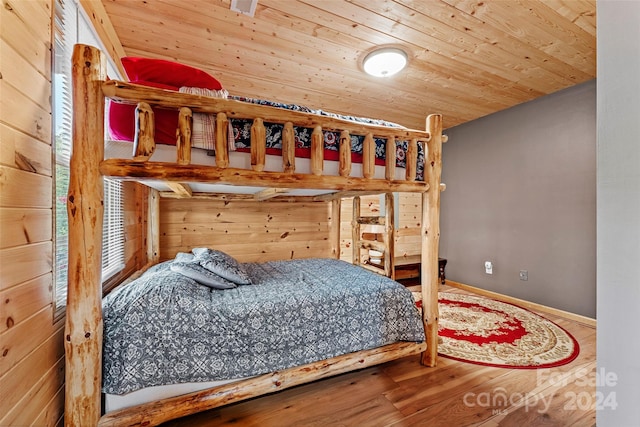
<box><xmin>395</xmin><ymin>192</ymin><xmax>423</xmax><ymax>257</ymax></box>
<box><xmin>340</xmin><ymin>193</ymin><xmax>423</xmax><ymax>262</ymax></box>
<box><xmin>0</xmin><ymin>2</ymin><xmax>147</xmax><ymax>424</ymax></box>
<box><xmin>0</xmin><ymin>0</ymin><xmax>62</xmax><ymax>424</ymax></box>
<box><xmin>159</xmin><ymin>198</ymin><xmax>335</xmax><ymax>262</ymax></box>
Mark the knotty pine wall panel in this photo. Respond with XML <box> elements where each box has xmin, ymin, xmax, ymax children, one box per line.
<box><xmin>160</xmin><ymin>198</ymin><xmax>334</xmax><ymax>262</ymax></box>
<box><xmin>0</xmin><ymin>124</ymin><xmax>53</xmax><ymax>177</ymax></box>
<box><xmin>396</xmin><ymin>192</ymin><xmax>423</xmax><ymax>257</ymax></box>
<box><xmin>0</xmin><ymin>208</ymin><xmax>52</xmax><ymax>249</ymax></box>
<box><xmin>0</xmin><ymin>326</ymin><xmax>64</xmax><ymax>426</ymax></box>
<box><xmin>0</xmin><ymin>274</ymin><xmax>52</xmax><ymax>335</ymax></box>
<box><xmin>1</xmin><ymin>1</ymin><xmax>62</xmax><ymax>424</ymax></box>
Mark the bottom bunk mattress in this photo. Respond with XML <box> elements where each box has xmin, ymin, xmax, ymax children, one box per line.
<box><xmin>102</xmin><ymin>257</ymin><xmax>424</xmax><ymax>396</ymax></box>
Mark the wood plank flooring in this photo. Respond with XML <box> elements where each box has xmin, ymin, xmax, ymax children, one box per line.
<box><xmin>161</xmin><ymin>284</ymin><xmax>596</xmax><ymax>427</ymax></box>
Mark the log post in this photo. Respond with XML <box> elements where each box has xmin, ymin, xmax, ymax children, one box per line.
<box><xmin>383</xmin><ymin>192</ymin><xmax>395</xmax><ymax>278</ymax></box>
<box><xmin>65</xmin><ymin>43</ymin><xmax>105</xmax><ymax>427</ymax></box>
<box><xmin>385</xmin><ymin>137</ymin><xmax>396</xmax><ymax>181</ymax></box>
<box><xmin>176</xmin><ymin>107</ymin><xmax>192</xmax><ymax>165</ymax></box>
<box><xmin>362</xmin><ymin>133</ymin><xmax>375</xmax><ymax>179</ymax></box>
<box><xmin>351</xmin><ymin>196</ymin><xmax>361</xmax><ymax>266</ymax></box>
<box><xmin>311</xmin><ymin>125</ymin><xmax>324</xmax><ymax>176</ymax></box>
<box><xmin>215</xmin><ymin>112</ymin><xmax>229</xmax><ymax>168</ymax></box>
<box><xmin>282</xmin><ymin>121</ymin><xmax>295</xmax><ymax>173</ymax></box>
<box><xmin>406</xmin><ymin>138</ymin><xmax>418</xmax><ymax>181</ymax></box>
<box><xmin>133</xmin><ymin>102</ymin><xmax>155</xmax><ymax>160</ymax></box>
<box><xmin>421</xmin><ymin>114</ymin><xmax>443</xmax><ymax>367</ymax></box>
<box><xmin>339</xmin><ymin>130</ymin><xmax>351</xmax><ymax>177</ymax></box>
<box><xmin>251</xmin><ymin>118</ymin><xmax>266</xmax><ymax>171</ymax></box>
<box><xmin>147</xmin><ymin>188</ymin><xmax>160</xmax><ymax>264</ymax></box>
<box><xmin>330</xmin><ymin>198</ymin><xmax>341</xmax><ymax>259</ymax></box>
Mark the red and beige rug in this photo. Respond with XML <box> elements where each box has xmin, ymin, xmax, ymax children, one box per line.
<box><xmin>437</xmin><ymin>292</ymin><xmax>580</xmax><ymax>369</ymax></box>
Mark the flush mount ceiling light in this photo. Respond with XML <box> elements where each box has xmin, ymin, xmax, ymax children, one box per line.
<box><xmin>362</xmin><ymin>47</ymin><xmax>408</xmax><ymax>77</ymax></box>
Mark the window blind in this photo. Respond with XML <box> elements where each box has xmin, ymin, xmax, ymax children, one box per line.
<box><xmin>53</xmin><ymin>0</ymin><xmax>124</xmax><ymax>316</ymax></box>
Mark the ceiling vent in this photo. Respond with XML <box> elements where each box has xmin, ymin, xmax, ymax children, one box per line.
<box><xmin>230</xmin><ymin>0</ymin><xmax>258</xmax><ymax>17</ymax></box>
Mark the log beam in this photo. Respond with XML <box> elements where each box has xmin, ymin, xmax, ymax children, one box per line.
<box><xmin>99</xmin><ymin>160</ymin><xmax>430</xmax><ymax>193</ymax></box>
<box><xmin>98</xmin><ymin>342</ymin><xmax>425</xmax><ymax>427</ymax></box>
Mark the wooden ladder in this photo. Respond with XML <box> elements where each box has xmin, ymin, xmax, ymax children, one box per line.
<box><xmin>352</xmin><ymin>193</ymin><xmax>395</xmax><ymax>278</ymax></box>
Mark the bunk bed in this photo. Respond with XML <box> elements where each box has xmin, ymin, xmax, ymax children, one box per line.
<box><xmin>64</xmin><ymin>44</ymin><xmax>444</xmax><ymax>427</ymax></box>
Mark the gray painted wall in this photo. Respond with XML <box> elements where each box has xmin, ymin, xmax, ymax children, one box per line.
<box><xmin>439</xmin><ymin>80</ymin><xmax>596</xmax><ymax>318</ymax></box>
<box><xmin>597</xmin><ymin>1</ymin><xmax>640</xmax><ymax>425</ymax></box>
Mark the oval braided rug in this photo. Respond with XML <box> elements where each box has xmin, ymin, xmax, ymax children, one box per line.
<box><xmin>437</xmin><ymin>292</ymin><xmax>580</xmax><ymax>368</ymax></box>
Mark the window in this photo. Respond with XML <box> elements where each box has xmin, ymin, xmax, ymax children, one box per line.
<box><xmin>53</xmin><ymin>0</ymin><xmax>124</xmax><ymax>317</ymax></box>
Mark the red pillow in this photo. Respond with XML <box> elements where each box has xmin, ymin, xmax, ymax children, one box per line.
<box><xmin>121</xmin><ymin>57</ymin><xmax>222</xmax><ymax>90</ymax></box>
<box><xmin>108</xmin><ymin>58</ymin><xmax>223</xmax><ymax>145</ymax></box>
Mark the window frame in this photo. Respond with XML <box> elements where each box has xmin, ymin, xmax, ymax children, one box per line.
<box><xmin>52</xmin><ymin>0</ymin><xmax>124</xmax><ymax>320</ymax></box>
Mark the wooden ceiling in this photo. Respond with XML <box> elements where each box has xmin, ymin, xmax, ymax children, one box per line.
<box><xmin>96</xmin><ymin>0</ymin><xmax>596</xmax><ymax>130</ymax></box>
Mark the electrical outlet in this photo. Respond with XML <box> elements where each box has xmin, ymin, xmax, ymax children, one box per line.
<box><xmin>519</xmin><ymin>270</ymin><xmax>528</xmax><ymax>281</ymax></box>
<box><xmin>484</xmin><ymin>261</ymin><xmax>493</xmax><ymax>274</ymax></box>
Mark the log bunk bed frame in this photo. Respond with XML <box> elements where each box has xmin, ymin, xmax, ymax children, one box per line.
<box><xmin>65</xmin><ymin>44</ymin><xmax>444</xmax><ymax>427</ymax></box>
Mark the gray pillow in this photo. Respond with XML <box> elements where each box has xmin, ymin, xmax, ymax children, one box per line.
<box><xmin>170</xmin><ymin>262</ymin><xmax>237</xmax><ymax>289</ymax></box>
<box><xmin>174</xmin><ymin>252</ymin><xmax>196</xmax><ymax>263</ymax></box>
<box><xmin>191</xmin><ymin>248</ymin><xmax>251</xmax><ymax>285</ymax></box>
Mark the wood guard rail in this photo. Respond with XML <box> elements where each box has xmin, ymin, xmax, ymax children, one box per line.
<box><xmin>101</xmin><ymin>80</ymin><xmax>436</xmax><ymax>190</ymax></box>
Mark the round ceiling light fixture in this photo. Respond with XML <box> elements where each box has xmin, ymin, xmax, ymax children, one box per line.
<box><xmin>362</xmin><ymin>47</ymin><xmax>408</xmax><ymax>77</ymax></box>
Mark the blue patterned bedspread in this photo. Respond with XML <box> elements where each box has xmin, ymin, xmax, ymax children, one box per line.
<box><xmin>102</xmin><ymin>258</ymin><xmax>424</xmax><ymax>395</ymax></box>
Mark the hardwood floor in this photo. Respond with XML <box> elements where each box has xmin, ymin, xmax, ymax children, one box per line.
<box><xmin>161</xmin><ymin>284</ymin><xmax>596</xmax><ymax>427</ymax></box>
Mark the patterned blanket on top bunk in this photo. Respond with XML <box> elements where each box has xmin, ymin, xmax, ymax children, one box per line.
<box><xmin>102</xmin><ymin>252</ymin><xmax>424</xmax><ymax>395</ymax></box>
<box><xmin>107</xmin><ymin>56</ymin><xmax>426</xmax><ymax>179</ymax></box>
